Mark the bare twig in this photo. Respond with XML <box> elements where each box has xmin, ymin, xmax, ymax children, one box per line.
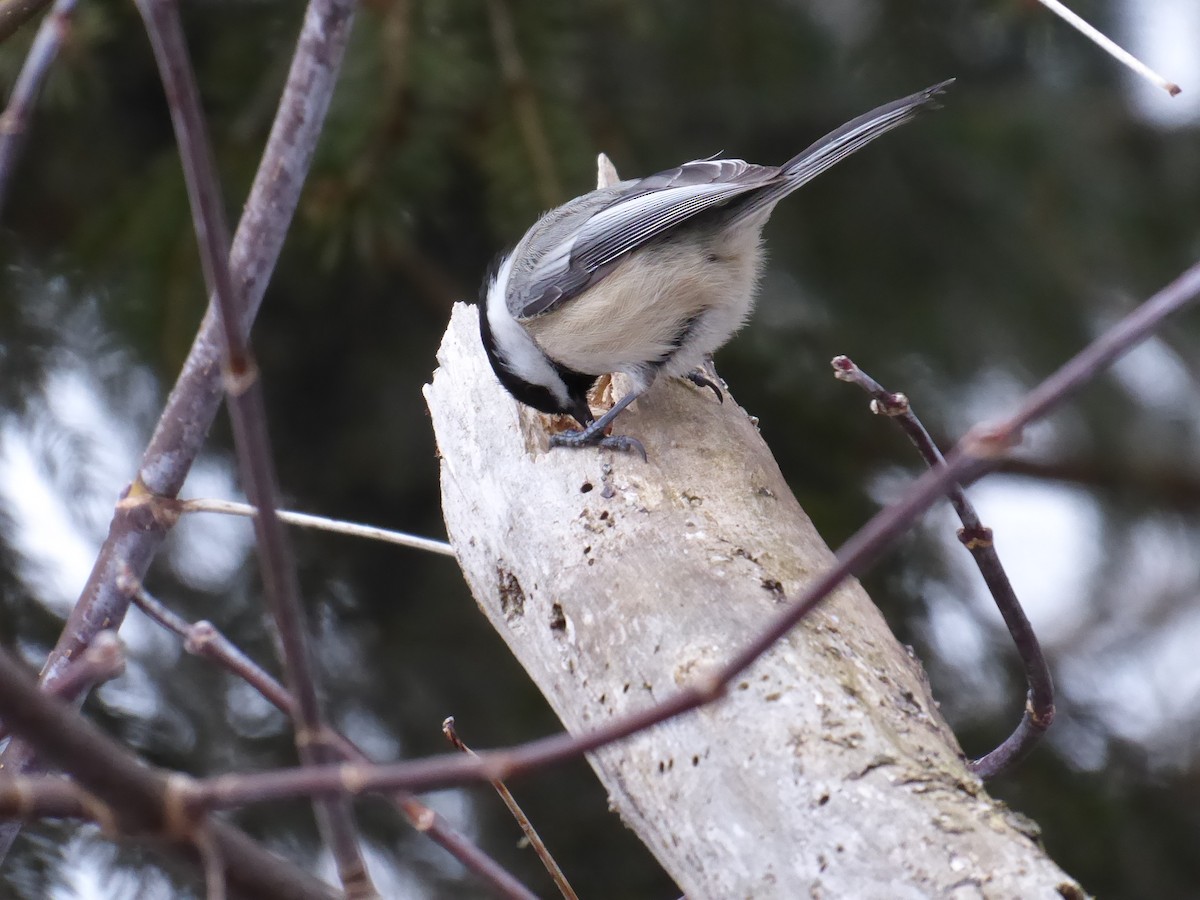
<box><xmin>0</xmin><ymin>0</ymin><xmax>78</xmax><ymax>220</ymax></box>
<box><xmin>124</xmin><ymin>575</ymin><xmax>293</xmax><ymax>711</ymax></box>
<box><xmin>192</xmin><ymin>686</ymin><xmax>712</xmax><ymax>806</ymax></box>
<box><xmin>5</xmin><ymin>256</ymin><xmax>1197</xmax><ymax>894</ymax></box>
<box><xmin>3</xmin><ymin>643</ymin><xmax>530</xmax><ymax>900</ymax></box>
<box><xmin>3</xmin><ymin>246</ymin><xmax>1197</xmax><ymax>881</ymax></box>
<box><xmin>127</xmin><ymin>577</ymin><xmax>538</xmax><ymax>900</ymax></box>
<box><xmin>1036</xmin><ymin>0</ymin><xmax>1181</xmax><ymax>96</ymax></box>
<box><xmin>407</xmin><ymin>817</ymin><xmax>538</xmax><ymax>900</ymax></box>
<box><xmin>164</xmin><ymin>255</ymin><xmax>1200</xmax><ymax>813</ymax></box>
<box><xmin>0</xmin><ymin>631</ymin><xmax>125</xmax><ymax>745</ymax></box>
<box><xmin>132</xmin><ymin>0</ymin><xmax>373</xmax><ymax>894</ymax></box>
<box><xmin>713</xmin><ymin>258</ymin><xmax>1200</xmax><ymax>688</ymax></box>
<box><xmin>42</xmin><ymin>630</ymin><xmax>126</xmax><ymax>703</ymax></box>
<box><xmin>25</xmin><ymin>0</ymin><xmax>357</xmax><ymax>699</ymax></box>
<box><xmin>181</xmin><ymin>498</ymin><xmax>456</xmax><ymax>556</ymax></box>
<box><xmin>0</xmin><ymin>645</ymin><xmax>337</xmax><ymax>899</ymax></box>
<box><xmin>443</xmin><ymin>717</ymin><xmax>578</xmax><ymax>900</ymax></box>
<box><xmin>831</xmin><ymin>356</ymin><xmax>1054</xmax><ymax>777</ymax></box>
<box><xmin>195</xmin><ymin>826</ymin><xmax>227</xmax><ymax>900</ymax></box>
<box><xmin>0</xmin><ymin>776</ymin><xmax>101</xmax><ymax>823</ymax></box>
<box><xmin>0</xmin><ymin>0</ymin><xmax>52</xmax><ymax>45</ymax></box>
<box><xmin>0</xmin><ymin>0</ymin><xmax>357</xmax><ymax>862</ymax></box>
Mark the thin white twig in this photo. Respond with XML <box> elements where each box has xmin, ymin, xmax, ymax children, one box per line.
<box><xmin>1037</xmin><ymin>0</ymin><xmax>1181</xmax><ymax>96</ymax></box>
<box><xmin>181</xmin><ymin>498</ymin><xmax>456</xmax><ymax>556</ymax></box>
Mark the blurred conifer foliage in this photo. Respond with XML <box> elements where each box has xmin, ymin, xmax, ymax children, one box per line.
<box><xmin>1</xmin><ymin>1</ymin><xmax>1199</xmax><ymax>897</ymax></box>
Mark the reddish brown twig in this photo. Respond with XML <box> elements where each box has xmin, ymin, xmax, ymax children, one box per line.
<box><xmin>0</xmin><ymin>0</ymin><xmax>358</xmax><ymax>868</ymax></box>
<box><xmin>0</xmin><ymin>0</ymin><xmax>78</xmax><ymax>220</ymax></box>
<box><xmin>831</xmin><ymin>356</ymin><xmax>1054</xmax><ymax>776</ymax></box>
<box><xmin>148</xmin><ymin>256</ymin><xmax>1200</xmax><ymax>813</ymax></box>
<box><xmin>132</xmin><ymin>0</ymin><xmax>373</xmax><ymax>893</ymax></box>
<box><xmin>444</xmin><ymin>717</ymin><xmax>578</xmax><ymax>900</ymax></box>
<box><xmin>1</xmin><ymin>256</ymin><xmax>1198</xmax><ymax>894</ymax></box>
<box><xmin>0</xmin><ymin>631</ymin><xmax>125</xmax><ymax>748</ymax></box>
<box><xmin>0</xmin><ymin>776</ymin><xmax>102</xmax><ymax>823</ymax></box>
<box><xmin>0</xmin><ymin>644</ymin><xmax>336</xmax><ymax>899</ymax></box>
<box><xmin>126</xmin><ymin>576</ymin><xmax>536</xmax><ymax>900</ymax></box>
<box><xmin>44</xmin><ymin>630</ymin><xmax>126</xmax><ymax>704</ymax></box>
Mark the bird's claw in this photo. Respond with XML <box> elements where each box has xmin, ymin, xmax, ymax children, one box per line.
<box><xmin>598</xmin><ymin>433</ymin><xmax>647</xmax><ymax>461</ymax></box>
<box><xmin>550</xmin><ymin>429</ymin><xmax>647</xmax><ymax>461</ymax></box>
<box><xmin>686</xmin><ymin>370</ymin><xmax>724</xmax><ymax>403</ymax></box>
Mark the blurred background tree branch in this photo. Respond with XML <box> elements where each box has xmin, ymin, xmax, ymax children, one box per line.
<box><xmin>1</xmin><ymin>1</ymin><xmax>1198</xmax><ymax>896</ymax></box>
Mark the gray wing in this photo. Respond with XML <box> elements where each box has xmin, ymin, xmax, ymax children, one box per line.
<box><xmin>509</xmin><ymin>78</ymin><xmax>954</xmax><ymax>319</ymax></box>
<box><xmin>512</xmin><ymin>158</ymin><xmax>782</xmax><ymax>318</ymax></box>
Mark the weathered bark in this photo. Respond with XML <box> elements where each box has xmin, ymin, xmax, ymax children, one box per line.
<box><xmin>426</xmin><ymin>303</ymin><xmax>1083</xmax><ymax>899</ymax></box>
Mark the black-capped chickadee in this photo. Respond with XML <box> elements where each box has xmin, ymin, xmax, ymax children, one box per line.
<box><xmin>480</xmin><ymin>79</ymin><xmax>953</xmax><ymax>458</ymax></box>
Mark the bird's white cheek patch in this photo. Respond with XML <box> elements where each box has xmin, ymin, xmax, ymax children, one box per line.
<box><xmin>486</xmin><ymin>257</ymin><xmax>572</xmax><ymax>408</ymax></box>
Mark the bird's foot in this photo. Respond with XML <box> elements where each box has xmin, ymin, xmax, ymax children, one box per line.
<box><xmin>550</xmin><ymin>428</ymin><xmax>647</xmax><ymax>461</ymax></box>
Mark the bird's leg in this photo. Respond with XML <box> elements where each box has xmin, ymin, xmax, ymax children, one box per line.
<box><xmin>550</xmin><ymin>388</ymin><xmax>647</xmax><ymax>460</ymax></box>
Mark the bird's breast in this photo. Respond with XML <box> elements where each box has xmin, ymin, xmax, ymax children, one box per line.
<box><xmin>525</xmin><ymin>227</ymin><xmax>766</xmax><ymax>377</ymax></box>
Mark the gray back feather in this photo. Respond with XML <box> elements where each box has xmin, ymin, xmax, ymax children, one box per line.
<box><xmin>505</xmin><ymin>78</ymin><xmax>953</xmax><ymax>320</ymax></box>
<box><xmin>507</xmin><ymin>160</ymin><xmax>780</xmax><ymax>318</ymax></box>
